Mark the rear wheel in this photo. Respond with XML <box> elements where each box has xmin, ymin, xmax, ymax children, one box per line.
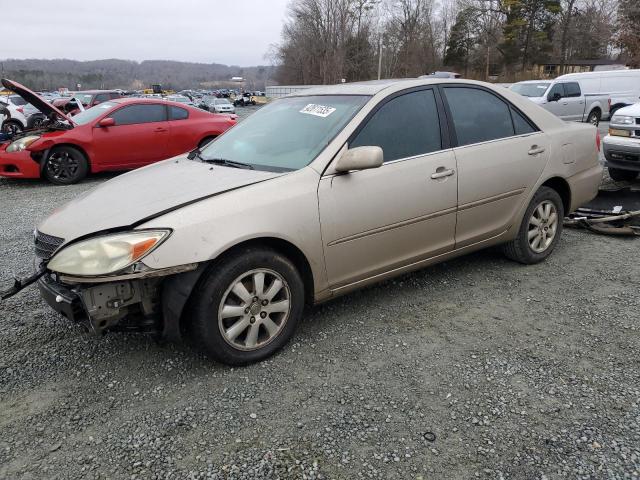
<box><xmin>43</xmin><ymin>146</ymin><xmax>88</xmax><ymax>185</ymax></box>
<box><xmin>188</xmin><ymin>247</ymin><xmax>304</xmax><ymax>365</ymax></box>
<box><xmin>586</xmin><ymin>109</ymin><xmax>600</xmax><ymax>126</ymax></box>
<box><xmin>608</xmin><ymin>167</ymin><xmax>638</xmax><ymax>182</ymax></box>
<box><xmin>503</xmin><ymin>187</ymin><xmax>564</xmax><ymax>264</ymax></box>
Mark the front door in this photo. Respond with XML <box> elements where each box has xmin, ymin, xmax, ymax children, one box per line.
<box><xmin>319</xmin><ymin>88</ymin><xmax>458</xmax><ymax>289</ymax></box>
<box><xmin>440</xmin><ymin>85</ymin><xmax>550</xmax><ymax>247</ymax></box>
<box><xmin>92</xmin><ymin>103</ymin><xmax>170</xmax><ymax>168</ymax></box>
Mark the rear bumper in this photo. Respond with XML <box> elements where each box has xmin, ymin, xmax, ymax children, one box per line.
<box><xmin>566</xmin><ymin>164</ymin><xmax>603</xmax><ymax>212</ymax></box>
<box><xmin>0</xmin><ymin>146</ymin><xmax>41</xmax><ymax>178</ymax></box>
<box><xmin>603</xmin><ymin>135</ymin><xmax>640</xmax><ymax>172</ymax></box>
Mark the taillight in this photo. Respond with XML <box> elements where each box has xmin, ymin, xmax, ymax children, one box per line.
<box><xmin>17</xmin><ymin>107</ymin><xmax>24</xmax><ymax>114</ymax></box>
<box><xmin>596</xmin><ymin>131</ymin><xmax>601</xmax><ymax>152</ymax></box>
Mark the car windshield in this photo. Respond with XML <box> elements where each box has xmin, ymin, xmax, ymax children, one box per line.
<box><xmin>171</xmin><ymin>97</ymin><xmax>190</xmax><ymax>103</ymax></box>
<box><xmin>215</xmin><ymin>99</ymin><xmax>231</xmax><ymax>105</ymax></box>
<box><xmin>73</xmin><ymin>93</ymin><xmax>94</xmax><ymax>105</ymax></box>
<box><xmin>200</xmin><ymin>95</ymin><xmax>370</xmax><ymax>172</ymax></box>
<box><xmin>72</xmin><ymin>101</ymin><xmax>116</xmax><ymax>125</ymax></box>
<box><xmin>510</xmin><ymin>82</ymin><xmax>550</xmax><ymax>97</ymax></box>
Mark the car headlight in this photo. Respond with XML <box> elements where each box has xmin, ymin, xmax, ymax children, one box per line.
<box><xmin>6</xmin><ymin>135</ymin><xmax>41</xmax><ymax>152</ymax></box>
<box><xmin>611</xmin><ymin>115</ymin><xmax>634</xmax><ymax>125</ymax></box>
<box><xmin>47</xmin><ymin>230</ymin><xmax>170</xmax><ymax>276</ymax></box>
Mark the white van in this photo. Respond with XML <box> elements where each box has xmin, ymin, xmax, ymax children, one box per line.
<box><xmin>510</xmin><ymin>69</ymin><xmax>640</xmax><ymax>125</ymax></box>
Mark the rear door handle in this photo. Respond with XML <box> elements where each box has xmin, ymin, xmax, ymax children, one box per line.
<box><xmin>528</xmin><ymin>146</ymin><xmax>546</xmax><ymax>156</ymax></box>
<box><xmin>154</xmin><ymin>127</ymin><xmax>168</xmax><ymax>133</ymax></box>
<box><xmin>431</xmin><ymin>167</ymin><xmax>455</xmax><ymax>179</ymax></box>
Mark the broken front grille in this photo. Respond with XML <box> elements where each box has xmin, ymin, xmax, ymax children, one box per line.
<box><xmin>34</xmin><ymin>230</ymin><xmax>64</xmax><ymax>260</ymax></box>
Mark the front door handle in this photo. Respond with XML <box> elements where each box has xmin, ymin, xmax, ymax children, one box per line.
<box><xmin>528</xmin><ymin>146</ymin><xmax>546</xmax><ymax>156</ymax></box>
<box><xmin>431</xmin><ymin>167</ymin><xmax>455</xmax><ymax>179</ymax></box>
<box><xmin>154</xmin><ymin>127</ymin><xmax>168</xmax><ymax>133</ymax></box>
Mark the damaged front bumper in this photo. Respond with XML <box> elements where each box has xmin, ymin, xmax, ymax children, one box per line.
<box><xmin>3</xmin><ymin>262</ymin><xmax>199</xmax><ymax>336</ymax></box>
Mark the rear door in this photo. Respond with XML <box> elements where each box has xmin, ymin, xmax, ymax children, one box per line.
<box><xmin>561</xmin><ymin>82</ymin><xmax>585</xmax><ymax>121</ymax></box>
<box><xmin>440</xmin><ymin>85</ymin><xmax>550</xmax><ymax>247</ymax></box>
<box><xmin>318</xmin><ymin>88</ymin><xmax>458</xmax><ymax>288</ymax></box>
<box><xmin>91</xmin><ymin>103</ymin><xmax>170</xmax><ymax>168</ymax></box>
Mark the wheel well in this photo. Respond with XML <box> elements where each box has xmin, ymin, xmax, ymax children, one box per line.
<box><xmin>541</xmin><ymin>177</ymin><xmax>571</xmax><ymax>214</ymax></box>
<box><xmin>3</xmin><ymin>118</ymin><xmax>24</xmax><ymax>128</ymax></box>
<box><xmin>198</xmin><ymin>136</ymin><xmax>217</xmax><ymax>149</ymax></box>
<box><xmin>589</xmin><ymin>107</ymin><xmax>601</xmax><ymax>117</ymax></box>
<box><xmin>221</xmin><ymin>238</ymin><xmax>315</xmax><ymax>305</ymax></box>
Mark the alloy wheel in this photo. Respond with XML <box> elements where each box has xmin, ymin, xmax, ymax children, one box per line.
<box><xmin>46</xmin><ymin>151</ymin><xmax>79</xmax><ymax>181</ymax></box>
<box><xmin>528</xmin><ymin>200</ymin><xmax>558</xmax><ymax>253</ymax></box>
<box><xmin>218</xmin><ymin>268</ymin><xmax>291</xmax><ymax>351</ymax></box>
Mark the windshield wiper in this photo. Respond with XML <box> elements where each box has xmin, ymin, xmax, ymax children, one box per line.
<box><xmin>204</xmin><ymin>158</ymin><xmax>255</xmax><ymax>170</ymax></box>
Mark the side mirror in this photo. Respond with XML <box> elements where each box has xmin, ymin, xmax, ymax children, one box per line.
<box><xmin>548</xmin><ymin>92</ymin><xmax>562</xmax><ymax>102</ymax></box>
<box><xmin>335</xmin><ymin>146</ymin><xmax>383</xmax><ymax>173</ymax></box>
<box><xmin>98</xmin><ymin>117</ymin><xmax>115</xmax><ymax>128</ymax></box>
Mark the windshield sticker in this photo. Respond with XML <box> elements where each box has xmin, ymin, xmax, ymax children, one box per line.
<box><xmin>300</xmin><ymin>104</ymin><xmax>336</xmax><ymax>118</ymax></box>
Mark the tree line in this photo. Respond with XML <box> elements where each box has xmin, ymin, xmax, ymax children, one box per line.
<box><xmin>273</xmin><ymin>0</ymin><xmax>639</xmax><ymax>84</ymax></box>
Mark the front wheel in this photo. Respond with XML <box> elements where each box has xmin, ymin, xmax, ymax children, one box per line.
<box><xmin>188</xmin><ymin>247</ymin><xmax>304</xmax><ymax>365</ymax></box>
<box><xmin>586</xmin><ymin>109</ymin><xmax>600</xmax><ymax>126</ymax></box>
<box><xmin>608</xmin><ymin>167</ymin><xmax>638</xmax><ymax>182</ymax></box>
<box><xmin>43</xmin><ymin>146</ymin><xmax>88</xmax><ymax>185</ymax></box>
<box><xmin>503</xmin><ymin>187</ymin><xmax>564</xmax><ymax>264</ymax></box>
<box><xmin>1</xmin><ymin>120</ymin><xmax>23</xmax><ymax>135</ymax></box>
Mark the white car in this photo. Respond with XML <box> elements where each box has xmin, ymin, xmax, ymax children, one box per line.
<box><xmin>602</xmin><ymin>102</ymin><xmax>640</xmax><ymax>181</ymax></box>
<box><xmin>0</xmin><ymin>94</ymin><xmax>29</xmax><ymax>134</ymax></box>
<box><xmin>208</xmin><ymin>98</ymin><xmax>236</xmax><ymax>114</ymax></box>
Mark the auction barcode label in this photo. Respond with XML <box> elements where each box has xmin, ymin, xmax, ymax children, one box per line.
<box><xmin>300</xmin><ymin>104</ymin><xmax>337</xmax><ymax>118</ymax></box>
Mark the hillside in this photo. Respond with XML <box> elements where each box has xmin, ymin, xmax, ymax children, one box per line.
<box><xmin>0</xmin><ymin>58</ymin><xmax>277</xmax><ymax>91</ymax></box>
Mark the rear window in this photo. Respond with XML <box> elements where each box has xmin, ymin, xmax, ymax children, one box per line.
<box><xmin>444</xmin><ymin>87</ymin><xmax>515</xmax><ymax>146</ymax></box>
<box><xmin>564</xmin><ymin>82</ymin><xmax>581</xmax><ymax>97</ymax></box>
<box><xmin>170</xmin><ymin>105</ymin><xmax>189</xmax><ymax>120</ymax></box>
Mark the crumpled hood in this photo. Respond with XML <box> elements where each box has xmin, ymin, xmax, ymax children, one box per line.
<box><xmin>1</xmin><ymin>78</ymin><xmax>75</xmax><ymax>125</ymax></box>
<box><xmin>38</xmin><ymin>157</ymin><xmax>282</xmax><ymax>243</ymax></box>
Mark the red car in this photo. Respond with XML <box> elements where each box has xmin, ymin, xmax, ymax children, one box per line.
<box><xmin>0</xmin><ymin>79</ymin><xmax>237</xmax><ymax>184</ymax></box>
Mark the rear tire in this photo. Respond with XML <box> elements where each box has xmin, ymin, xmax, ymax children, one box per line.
<box><xmin>608</xmin><ymin>167</ymin><xmax>638</xmax><ymax>182</ymax></box>
<box><xmin>586</xmin><ymin>109</ymin><xmax>600</xmax><ymax>126</ymax></box>
<box><xmin>188</xmin><ymin>247</ymin><xmax>304</xmax><ymax>365</ymax></box>
<box><xmin>503</xmin><ymin>187</ymin><xmax>564</xmax><ymax>265</ymax></box>
<box><xmin>43</xmin><ymin>146</ymin><xmax>88</xmax><ymax>185</ymax></box>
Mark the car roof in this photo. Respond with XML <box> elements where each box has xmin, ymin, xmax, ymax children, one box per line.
<box><xmin>75</xmin><ymin>90</ymin><xmax>120</xmax><ymax>94</ymax></box>
<box><xmin>108</xmin><ymin>97</ymin><xmax>202</xmax><ymax>110</ymax></box>
<box><xmin>286</xmin><ymin>78</ymin><xmax>506</xmax><ymax>97</ymax></box>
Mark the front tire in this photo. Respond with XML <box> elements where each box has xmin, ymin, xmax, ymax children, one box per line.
<box><xmin>188</xmin><ymin>247</ymin><xmax>304</xmax><ymax>365</ymax></box>
<box><xmin>503</xmin><ymin>187</ymin><xmax>564</xmax><ymax>264</ymax></box>
<box><xmin>43</xmin><ymin>146</ymin><xmax>88</xmax><ymax>185</ymax></box>
<box><xmin>608</xmin><ymin>167</ymin><xmax>638</xmax><ymax>182</ymax></box>
<box><xmin>1</xmin><ymin>120</ymin><xmax>23</xmax><ymax>135</ymax></box>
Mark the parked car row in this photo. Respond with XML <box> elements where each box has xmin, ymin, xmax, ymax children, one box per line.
<box><xmin>510</xmin><ymin>69</ymin><xmax>640</xmax><ymax>126</ymax></box>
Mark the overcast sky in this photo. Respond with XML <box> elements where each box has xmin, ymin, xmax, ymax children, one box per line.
<box><xmin>3</xmin><ymin>0</ymin><xmax>290</xmax><ymax>66</ymax></box>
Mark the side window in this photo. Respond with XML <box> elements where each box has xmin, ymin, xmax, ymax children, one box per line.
<box><xmin>170</xmin><ymin>106</ymin><xmax>189</xmax><ymax>120</ymax></box>
<box><xmin>109</xmin><ymin>92</ymin><xmax>122</xmax><ymax>99</ymax></box>
<box><xmin>443</xmin><ymin>87</ymin><xmax>514</xmax><ymax>146</ymax></box>
<box><xmin>350</xmin><ymin>89</ymin><xmax>442</xmax><ymax>162</ymax></box>
<box><xmin>547</xmin><ymin>83</ymin><xmax>565</xmax><ymax>100</ymax></box>
<box><xmin>94</xmin><ymin>94</ymin><xmax>110</xmax><ymax>104</ymax></box>
<box><xmin>111</xmin><ymin>104</ymin><xmax>167</xmax><ymax>126</ymax></box>
<box><xmin>564</xmin><ymin>82</ymin><xmax>581</xmax><ymax>98</ymax></box>
<box><xmin>511</xmin><ymin>107</ymin><xmax>537</xmax><ymax>135</ymax></box>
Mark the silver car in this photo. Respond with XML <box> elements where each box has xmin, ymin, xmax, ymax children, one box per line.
<box><xmin>208</xmin><ymin>98</ymin><xmax>236</xmax><ymax>114</ymax></box>
<box><xmin>8</xmin><ymin>79</ymin><xmax>602</xmax><ymax>365</ymax></box>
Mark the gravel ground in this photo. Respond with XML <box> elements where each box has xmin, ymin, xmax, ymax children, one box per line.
<box><xmin>1</xmin><ymin>113</ymin><xmax>639</xmax><ymax>480</ymax></box>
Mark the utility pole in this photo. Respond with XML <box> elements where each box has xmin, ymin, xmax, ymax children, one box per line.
<box><xmin>378</xmin><ymin>40</ymin><xmax>383</xmax><ymax>80</ymax></box>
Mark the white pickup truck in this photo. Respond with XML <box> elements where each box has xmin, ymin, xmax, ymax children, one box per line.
<box><xmin>510</xmin><ymin>69</ymin><xmax>640</xmax><ymax>127</ymax></box>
